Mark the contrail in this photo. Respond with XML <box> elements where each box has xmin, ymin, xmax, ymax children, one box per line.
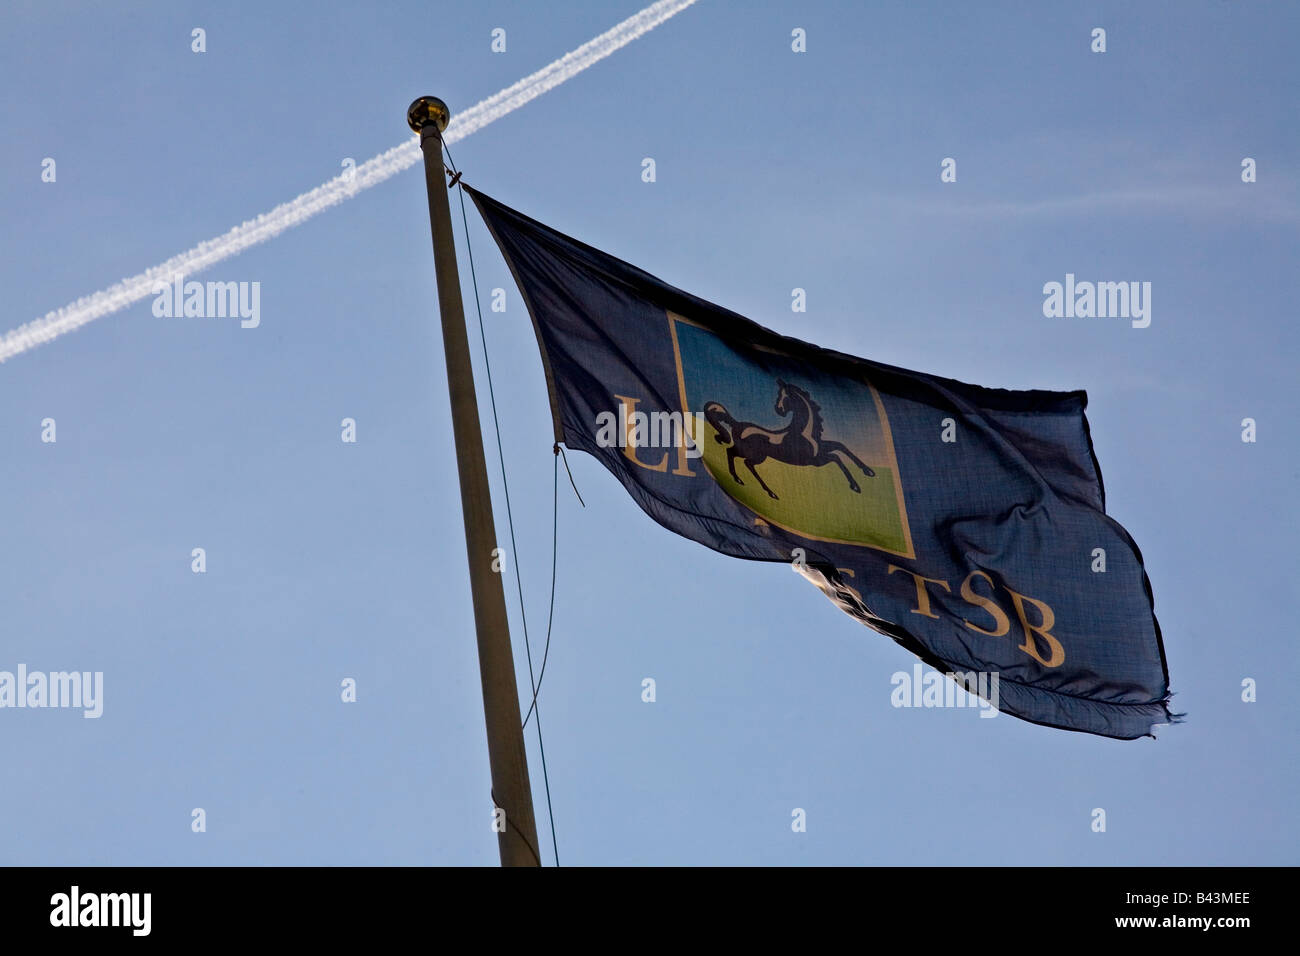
<box><xmin>1</xmin><ymin>0</ymin><xmax>697</xmax><ymax>363</ymax></box>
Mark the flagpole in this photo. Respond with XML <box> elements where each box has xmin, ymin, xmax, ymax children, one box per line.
<box><xmin>408</xmin><ymin>96</ymin><xmax>541</xmax><ymax>867</ymax></box>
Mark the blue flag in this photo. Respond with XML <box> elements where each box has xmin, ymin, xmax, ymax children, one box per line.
<box><xmin>469</xmin><ymin>185</ymin><xmax>1175</xmax><ymax>740</ymax></box>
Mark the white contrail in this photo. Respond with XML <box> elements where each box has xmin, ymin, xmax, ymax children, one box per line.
<box><xmin>1</xmin><ymin>0</ymin><xmax>697</xmax><ymax>364</ymax></box>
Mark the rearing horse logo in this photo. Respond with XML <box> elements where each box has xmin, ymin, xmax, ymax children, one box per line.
<box><xmin>703</xmin><ymin>380</ymin><xmax>875</xmax><ymax>500</ymax></box>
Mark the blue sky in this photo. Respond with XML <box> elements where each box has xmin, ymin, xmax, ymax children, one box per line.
<box><xmin>1</xmin><ymin>0</ymin><xmax>1296</xmax><ymax>865</ymax></box>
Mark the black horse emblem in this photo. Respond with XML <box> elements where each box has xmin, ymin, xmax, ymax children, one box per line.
<box><xmin>703</xmin><ymin>380</ymin><xmax>875</xmax><ymax>500</ymax></box>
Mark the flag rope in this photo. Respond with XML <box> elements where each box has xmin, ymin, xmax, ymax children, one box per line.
<box><xmin>556</xmin><ymin>444</ymin><xmax>586</xmax><ymax>508</ymax></box>
<box><xmin>520</xmin><ymin>448</ymin><xmax>577</xmax><ymax>730</ymax></box>
<box><xmin>446</xmin><ymin>142</ymin><xmax>561</xmax><ymax>868</ymax></box>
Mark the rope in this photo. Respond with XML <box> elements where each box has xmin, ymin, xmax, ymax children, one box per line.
<box><xmin>521</xmin><ymin>453</ymin><xmax>561</xmax><ymax>730</ymax></box>
<box><xmin>490</xmin><ymin>788</ymin><xmax>543</xmax><ymax>866</ymax></box>
<box><xmin>557</xmin><ymin>443</ymin><xmax>586</xmax><ymax>508</ymax></box>
<box><xmin>443</xmin><ymin>141</ymin><xmax>559</xmax><ymax>867</ymax></box>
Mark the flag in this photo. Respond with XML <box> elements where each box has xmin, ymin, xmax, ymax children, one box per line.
<box><xmin>468</xmin><ymin>185</ymin><xmax>1176</xmax><ymax>740</ymax></box>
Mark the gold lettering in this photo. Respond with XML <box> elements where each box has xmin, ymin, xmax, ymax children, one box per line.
<box><xmin>887</xmin><ymin>565</ymin><xmax>950</xmax><ymax>619</ymax></box>
<box><xmin>959</xmin><ymin>570</ymin><xmax>1010</xmax><ymax>637</ymax></box>
<box><xmin>614</xmin><ymin>394</ymin><xmax>668</xmax><ymax>473</ymax></box>
<box><xmin>1005</xmin><ymin>587</ymin><xmax>1065</xmax><ymax>667</ymax></box>
<box><xmin>671</xmin><ymin>413</ymin><xmax>697</xmax><ymax>477</ymax></box>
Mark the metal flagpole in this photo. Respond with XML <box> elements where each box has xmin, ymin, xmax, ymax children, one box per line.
<box><xmin>407</xmin><ymin>96</ymin><xmax>541</xmax><ymax>867</ymax></box>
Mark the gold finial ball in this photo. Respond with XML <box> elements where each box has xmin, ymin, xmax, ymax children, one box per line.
<box><xmin>407</xmin><ymin>96</ymin><xmax>450</xmax><ymax>134</ymax></box>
